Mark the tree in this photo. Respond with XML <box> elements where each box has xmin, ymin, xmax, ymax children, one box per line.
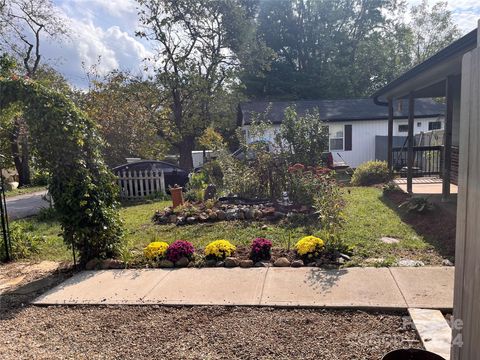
<box><xmin>409</xmin><ymin>0</ymin><xmax>460</xmax><ymax>64</ymax></box>
<box><xmin>0</xmin><ymin>77</ymin><xmax>123</xmax><ymax>266</ymax></box>
<box><xmin>0</xmin><ymin>0</ymin><xmax>67</xmax><ymax>186</ymax></box>
<box><xmin>80</xmin><ymin>70</ymin><xmax>170</xmax><ymax>167</ymax></box>
<box><xmin>136</xmin><ymin>0</ymin><xmax>258</xmax><ymax>170</ymax></box>
<box><xmin>242</xmin><ymin>0</ymin><xmax>460</xmax><ymax>100</ymax></box>
<box><xmin>275</xmin><ymin>106</ymin><xmax>329</xmax><ymax>166</ymax></box>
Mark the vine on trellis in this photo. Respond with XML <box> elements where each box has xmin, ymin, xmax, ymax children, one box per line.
<box><xmin>0</xmin><ymin>77</ymin><xmax>123</xmax><ymax>266</ymax></box>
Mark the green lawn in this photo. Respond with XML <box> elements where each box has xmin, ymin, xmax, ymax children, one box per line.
<box><xmin>13</xmin><ymin>187</ymin><xmax>441</xmax><ymax>265</ymax></box>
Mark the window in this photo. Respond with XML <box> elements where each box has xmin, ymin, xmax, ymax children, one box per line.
<box><xmin>417</xmin><ymin>122</ymin><xmax>422</xmax><ymax>127</ymax></box>
<box><xmin>329</xmin><ymin>124</ymin><xmax>344</xmax><ymax>151</ymax></box>
<box><xmin>428</xmin><ymin>121</ymin><xmax>442</xmax><ymax>130</ymax></box>
<box><xmin>398</xmin><ymin>124</ymin><xmax>409</xmax><ymax>133</ymax></box>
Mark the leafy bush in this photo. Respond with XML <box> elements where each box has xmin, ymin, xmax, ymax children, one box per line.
<box><xmin>1</xmin><ymin>78</ymin><xmax>123</xmax><ymax>267</ymax></box>
<box><xmin>143</xmin><ymin>241</ymin><xmax>169</xmax><ymax>260</ymax></box>
<box><xmin>250</xmin><ymin>237</ymin><xmax>272</xmax><ymax>262</ymax></box>
<box><xmin>0</xmin><ymin>222</ymin><xmax>41</xmax><ymax>260</ymax></box>
<box><xmin>399</xmin><ymin>197</ymin><xmax>434</xmax><ymax>213</ymax></box>
<box><xmin>204</xmin><ymin>239</ymin><xmax>236</xmax><ymax>260</ymax></box>
<box><xmin>31</xmin><ymin>170</ymin><xmax>50</xmax><ymax>186</ymax></box>
<box><xmin>295</xmin><ymin>235</ymin><xmax>325</xmax><ymax>259</ymax></box>
<box><xmin>166</xmin><ymin>240</ymin><xmax>195</xmax><ymax>263</ymax></box>
<box><xmin>323</xmin><ymin>234</ymin><xmax>354</xmax><ymax>256</ymax></box>
<box><xmin>351</xmin><ymin>161</ymin><xmax>390</xmax><ymax>186</ymax></box>
<box><xmin>382</xmin><ymin>181</ymin><xmax>398</xmax><ymax>193</ymax></box>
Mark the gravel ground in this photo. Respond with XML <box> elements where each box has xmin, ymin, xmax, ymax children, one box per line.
<box><xmin>0</xmin><ymin>306</ymin><xmax>421</xmax><ymax>360</ymax></box>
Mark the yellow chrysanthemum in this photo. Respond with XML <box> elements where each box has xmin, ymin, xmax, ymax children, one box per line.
<box><xmin>295</xmin><ymin>236</ymin><xmax>324</xmax><ymax>257</ymax></box>
<box><xmin>144</xmin><ymin>241</ymin><xmax>169</xmax><ymax>260</ymax></box>
<box><xmin>204</xmin><ymin>239</ymin><xmax>236</xmax><ymax>260</ymax></box>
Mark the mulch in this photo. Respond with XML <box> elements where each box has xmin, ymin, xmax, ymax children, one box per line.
<box><xmin>383</xmin><ymin>190</ymin><xmax>456</xmax><ymax>260</ymax></box>
<box><xmin>0</xmin><ymin>305</ymin><xmax>422</xmax><ymax>359</ymax></box>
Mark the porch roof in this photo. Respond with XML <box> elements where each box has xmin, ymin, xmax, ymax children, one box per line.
<box><xmin>373</xmin><ymin>28</ymin><xmax>478</xmax><ymax>101</ymax></box>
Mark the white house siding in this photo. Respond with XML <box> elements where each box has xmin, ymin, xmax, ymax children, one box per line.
<box><xmin>242</xmin><ymin>117</ymin><xmax>444</xmax><ymax>168</ymax></box>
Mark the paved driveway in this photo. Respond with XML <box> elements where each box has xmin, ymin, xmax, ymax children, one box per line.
<box><xmin>5</xmin><ymin>191</ymin><xmax>49</xmax><ymax>220</ymax></box>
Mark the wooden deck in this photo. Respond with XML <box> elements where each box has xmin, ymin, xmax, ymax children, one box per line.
<box><xmin>394</xmin><ymin>177</ymin><xmax>458</xmax><ymax>195</ymax></box>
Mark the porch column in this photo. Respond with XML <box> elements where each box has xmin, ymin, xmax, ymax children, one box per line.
<box><xmin>387</xmin><ymin>98</ymin><xmax>394</xmax><ymax>175</ymax></box>
<box><xmin>442</xmin><ymin>76</ymin><xmax>454</xmax><ymax>201</ymax></box>
<box><xmin>407</xmin><ymin>93</ymin><xmax>414</xmax><ymax>193</ymax></box>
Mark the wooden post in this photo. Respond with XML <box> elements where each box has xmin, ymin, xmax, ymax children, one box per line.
<box><xmin>387</xmin><ymin>98</ymin><xmax>394</xmax><ymax>175</ymax></box>
<box><xmin>442</xmin><ymin>76</ymin><xmax>454</xmax><ymax>201</ymax></box>
<box><xmin>407</xmin><ymin>93</ymin><xmax>415</xmax><ymax>193</ymax></box>
<box><xmin>451</xmin><ymin>22</ymin><xmax>480</xmax><ymax>360</ymax></box>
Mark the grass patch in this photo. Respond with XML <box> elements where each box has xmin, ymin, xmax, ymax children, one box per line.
<box><xmin>10</xmin><ymin>187</ymin><xmax>442</xmax><ymax>265</ymax></box>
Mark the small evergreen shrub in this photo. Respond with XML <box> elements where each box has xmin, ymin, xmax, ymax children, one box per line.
<box><xmin>351</xmin><ymin>161</ymin><xmax>390</xmax><ymax>186</ymax></box>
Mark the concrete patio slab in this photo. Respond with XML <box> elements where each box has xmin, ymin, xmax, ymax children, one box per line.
<box><xmin>260</xmin><ymin>267</ymin><xmax>407</xmax><ymax>308</ymax></box>
<box><xmin>142</xmin><ymin>268</ymin><xmax>267</xmax><ymax>305</ymax></box>
<box><xmin>390</xmin><ymin>267</ymin><xmax>454</xmax><ymax>309</ymax></box>
<box><xmin>33</xmin><ymin>269</ymin><xmax>172</xmax><ymax>305</ymax></box>
<box><xmin>409</xmin><ymin>308</ymin><xmax>452</xmax><ymax>360</ymax></box>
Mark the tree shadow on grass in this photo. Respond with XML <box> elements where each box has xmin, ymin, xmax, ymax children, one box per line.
<box><xmin>380</xmin><ymin>190</ymin><xmax>456</xmax><ymax>261</ymax></box>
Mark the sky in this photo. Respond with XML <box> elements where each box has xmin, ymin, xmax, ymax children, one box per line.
<box><xmin>45</xmin><ymin>0</ymin><xmax>480</xmax><ymax>88</ymax></box>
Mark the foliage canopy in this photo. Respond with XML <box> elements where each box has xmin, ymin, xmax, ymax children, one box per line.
<box><xmin>0</xmin><ymin>77</ymin><xmax>123</xmax><ymax>265</ymax></box>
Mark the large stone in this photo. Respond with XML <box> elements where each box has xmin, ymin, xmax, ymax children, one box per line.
<box><xmin>224</xmin><ymin>257</ymin><xmax>240</xmax><ymax>268</ymax></box>
<box><xmin>175</xmin><ymin>256</ymin><xmax>189</xmax><ymax>268</ymax></box>
<box><xmin>273</xmin><ymin>257</ymin><xmax>291</xmax><ymax>267</ymax></box>
<box><xmin>262</xmin><ymin>207</ymin><xmax>276</xmax><ymax>217</ymax></box>
<box><xmin>208</xmin><ymin>211</ymin><xmax>218</xmax><ymax>221</ymax></box>
<box><xmin>442</xmin><ymin>259</ymin><xmax>454</xmax><ymax>267</ymax></box>
<box><xmin>291</xmin><ymin>260</ymin><xmax>304</xmax><ymax>268</ymax></box>
<box><xmin>186</xmin><ymin>216</ymin><xmax>196</xmax><ymax>224</ymax></box>
<box><xmin>240</xmin><ymin>259</ymin><xmax>254</xmax><ymax>268</ymax></box>
<box><xmin>168</xmin><ymin>214</ymin><xmax>177</xmax><ymax>223</ymax></box>
<box><xmin>85</xmin><ymin>258</ymin><xmax>101</xmax><ymax>270</ymax></box>
<box><xmin>198</xmin><ymin>213</ymin><xmax>209</xmax><ymax>222</ymax></box>
<box><xmin>237</xmin><ymin>210</ymin><xmax>245</xmax><ymax>220</ymax></box>
<box><xmin>158</xmin><ymin>259</ymin><xmax>174</xmax><ymax>268</ymax></box>
<box><xmin>398</xmin><ymin>259</ymin><xmax>425</xmax><ymax>267</ymax></box>
<box><xmin>216</xmin><ymin>261</ymin><xmax>225</xmax><ymax>267</ymax></box>
<box><xmin>380</xmin><ymin>236</ymin><xmax>400</xmax><ymax>244</ymax></box>
<box><xmin>216</xmin><ymin>210</ymin><xmax>226</xmax><ymax>221</ymax></box>
<box><xmin>226</xmin><ymin>209</ymin><xmax>237</xmax><ymax>220</ymax></box>
<box><xmin>100</xmin><ymin>259</ymin><xmax>124</xmax><ymax>269</ymax></box>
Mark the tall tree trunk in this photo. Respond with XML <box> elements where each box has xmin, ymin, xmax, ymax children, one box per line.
<box><xmin>178</xmin><ymin>136</ymin><xmax>194</xmax><ymax>170</ymax></box>
<box><xmin>10</xmin><ymin>118</ymin><xmax>31</xmax><ymax>186</ymax></box>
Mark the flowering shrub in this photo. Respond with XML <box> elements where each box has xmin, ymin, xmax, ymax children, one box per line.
<box><xmin>250</xmin><ymin>237</ymin><xmax>272</xmax><ymax>262</ymax></box>
<box><xmin>295</xmin><ymin>236</ymin><xmax>325</xmax><ymax>259</ymax></box>
<box><xmin>204</xmin><ymin>240</ymin><xmax>236</xmax><ymax>260</ymax></box>
<box><xmin>144</xmin><ymin>241</ymin><xmax>169</xmax><ymax>260</ymax></box>
<box><xmin>166</xmin><ymin>240</ymin><xmax>195</xmax><ymax>263</ymax></box>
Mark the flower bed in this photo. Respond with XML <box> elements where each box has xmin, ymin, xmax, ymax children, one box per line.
<box><xmin>152</xmin><ymin>201</ymin><xmax>313</xmax><ymax>226</ymax></box>
<box><xmin>134</xmin><ymin>236</ymin><xmax>351</xmax><ymax>269</ymax></box>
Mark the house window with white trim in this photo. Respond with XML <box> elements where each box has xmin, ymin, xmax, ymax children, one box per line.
<box><xmin>428</xmin><ymin>121</ymin><xmax>442</xmax><ymax>130</ymax></box>
<box><xmin>329</xmin><ymin>124</ymin><xmax>344</xmax><ymax>151</ymax></box>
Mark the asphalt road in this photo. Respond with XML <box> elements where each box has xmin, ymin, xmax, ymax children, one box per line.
<box><xmin>5</xmin><ymin>191</ymin><xmax>49</xmax><ymax>220</ymax></box>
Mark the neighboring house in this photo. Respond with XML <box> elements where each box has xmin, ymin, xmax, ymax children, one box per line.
<box><xmin>237</xmin><ymin>99</ymin><xmax>445</xmax><ymax>168</ymax></box>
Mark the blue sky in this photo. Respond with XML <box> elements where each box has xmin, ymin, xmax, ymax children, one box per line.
<box><xmin>47</xmin><ymin>0</ymin><xmax>480</xmax><ymax>87</ymax></box>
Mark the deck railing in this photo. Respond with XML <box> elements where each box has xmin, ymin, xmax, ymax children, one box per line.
<box><xmin>392</xmin><ymin>145</ymin><xmax>443</xmax><ymax>176</ymax></box>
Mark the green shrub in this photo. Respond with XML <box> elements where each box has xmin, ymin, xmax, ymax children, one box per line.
<box><xmin>351</xmin><ymin>161</ymin><xmax>390</xmax><ymax>186</ymax></box>
<box><xmin>0</xmin><ymin>222</ymin><xmax>42</xmax><ymax>260</ymax></box>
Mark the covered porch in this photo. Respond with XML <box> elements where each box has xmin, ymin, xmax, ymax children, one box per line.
<box><xmin>374</xmin><ymin>29</ymin><xmax>478</xmax><ymax>201</ymax></box>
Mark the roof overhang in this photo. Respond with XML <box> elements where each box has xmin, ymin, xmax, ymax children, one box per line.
<box><xmin>373</xmin><ymin>28</ymin><xmax>478</xmax><ymax>102</ymax></box>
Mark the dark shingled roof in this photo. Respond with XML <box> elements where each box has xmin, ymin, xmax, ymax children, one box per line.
<box><xmin>238</xmin><ymin>98</ymin><xmax>445</xmax><ymax>126</ymax></box>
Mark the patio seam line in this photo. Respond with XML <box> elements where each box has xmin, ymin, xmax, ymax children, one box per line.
<box><xmin>139</xmin><ymin>269</ymin><xmax>174</xmax><ymax>301</ymax></box>
<box><xmin>388</xmin><ymin>267</ymin><xmax>409</xmax><ymax>308</ymax></box>
<box><xmin>257</xmin><ymin>267</ymin><xmax>270</xmax><ymax>305</ymax></box>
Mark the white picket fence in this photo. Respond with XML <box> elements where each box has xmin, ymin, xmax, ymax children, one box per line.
<box><xmin>116</xmin><ymin>169</ymin><xmax>166</xmax><ymax>200</ymax></box>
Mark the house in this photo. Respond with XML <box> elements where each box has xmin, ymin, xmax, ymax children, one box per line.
<box><xmin>372</xmin><ymin>23</ymin><xmax>480</xmax><ymax>359</ymax></box>
<box><xmin>237</xmin><ymin>99</ymin><xmax>445</xmax><ymax>168</ymax></box>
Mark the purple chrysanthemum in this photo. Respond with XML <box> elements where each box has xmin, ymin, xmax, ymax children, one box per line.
<box><xmin>166</xmin><ymin>240</ymin><xmax>195</xmax><ymax>263</ymax></box>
